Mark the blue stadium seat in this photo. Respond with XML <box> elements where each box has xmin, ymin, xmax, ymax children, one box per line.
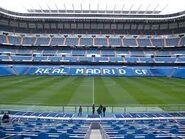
<box><xmin>181</xmin><ymin>37</ymin><xmax>185</xmax><ymax>46</ymax></box>
<box><xmin>59</xmin><ymin>133</ymin><xmax>69</xmax><ymax>139</ymax></box>
<box><xmin>155</xmin><ymin>57</ymin><xmax>176</xmax><ymax>63</ymax></box>
<box><xmin>101</xmin><ymin>50</ymin><xmax>115</xmax><ymax>56</ymax></box>
<box><xmin>138</xmin><ymin>38</ymin><xmax>151</xmax><ymax>47</ymax></box>
<box><xmin>35</xmin><ymin>37</ymin><xmax>50</xmax><ymax>46</ymax></box>
<box><xmin>37</xmin><ymin>132</ymin><xmax>49</xmax><ymax>139</ymax></box>
<box><xmin>139</xmin><ymin>57</ymin><xmax>153</xmax><ymax>63</ymax></box>
<box><xmin>79</xmin><ymin>56</ymin><xmax>92</xmax><ymax>62</ymax></box>
<box><xmin>33</xmin><ymin>56</ymin><xmax>48</xmax><ymax>61</ymax></box>
<box><xmin>0</xmin><ymin>131</ymin><xmax>6</xmax><ymax>138</ymax></box>
<box><xmin>124</xmin><ymin>133</ymin><xmax>135</xmax><ymax>139</ymax></box>
<box><xmin>130</xmin><ymin>51</ymin><xmax>144</xmax><ymax>56</ymax></box>
<box><xmin>94</xmin><ymin>57</ymin><xmax>109</xmax><ymax>62</ymax></box>
<box><xmin>66</xmin><ymin>37</ymin><xmax>78</xmax><ymax>46</ymax></box>
<box><xmin>125</xmin><ymin>57</ymin><xmax>138</xmax><ymax>63</ymax></box>
<box><xmin>48</xmin><ymin>56</ymin><xmax>61</xmax><ymax>62</ymax></box>
<box><xmin>109</xmin><ymin>37</ymin><xmax>122</xmax><ymax>46</ymax></box>
<box><xmin>166</xmin><ymin>38</ymin><xmax>178</xmax><ymax>46</ymax></box>
<box><xmin>87</xmin><ymin>50</ymin><xmax>100</xmax><ymax>55</ymax></box>
<box><xmin>43</xmin><ymin>50</ymin><xmax>56</xmax><ymax>55</ymax></box>
<box><xmin>64</xmin><ymin>56</ymin><xmax>77</xmax><ymax>62</ymax></box>
<box><xmin>72</xmin><ymin>50</ymin><xmax>85</xmax><ymax>56</ymax></box>
<box><xmin>0</xmin><ymin>35</ymin><xmax>6</xmax><ymax>44</ymax></box>
<box><xmin>152</xmin><ymin>38</ymin><xmax>164</xmax><ymax>47</ymax></box>
<box><xmin>110</xmin><ymin>57</ymin><xmax>123</xmax><ymax>62</ymax></box>
<box><xmin>123</xmin><ymin>38</ymin><xmax>137</xmax><ymax>47</ymax></box>
<box><xmin>50</xmin><ymin>37</ymin><xmax>64</xmax><ymax>46</ymax></box>
<box><xmin>144</xmin><ymin>133</ymin><xmax>155</xmax><ymax>139</ymax></box>
<box><xmin>0</xmin><ymin>55</ymin><xmax>9</xmax><ymax>61</ymax></box>
<box><xmin>11</xmin><ymin>56</ymin><xmax>32</xmax><ymax>61</ymax></box>
<box><xmin>95</xmin><ymin>38</ymin><xmax>106</xmax><ymax>46</ymax></box>
<box><xmin>22</xmin><ymin>37</ymin><xmax>35</xmax><ymax>46</ymax></box>
<box><xmin>9</xmin><ymin>35</ymin><xmax>21</xmax><ymax>45</ymax></box>
<box><xmin>80</xmin><ymin>38</ymin><xmax>93</xmax><ymax>46</ymax></box>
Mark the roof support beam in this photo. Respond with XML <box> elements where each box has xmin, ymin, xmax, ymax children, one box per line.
<box><xmin>160</xmin><ymin>4</ymin><xmax>168</xmax><ymax>14</ymax></box>
<box><xmin>38</xmin><ymin>4</ymin><xmax>43</xmax><ymax>13</ymax></box>
<box><xmin>72</xmin><ymin>4</ymin><xmax>75</xmax><ymax>13</ymax></box>
<box><xmin>97</xmin><ymin>3</ymin><xmax>99</xmax><ymax>13</ymax></box>
<box><xmin>113</xmin><ymin>4</ymin><xmax>116</xmax><ymax>13</ymax></box>
<box><xmin>105</xmin><ymin>4</ymin><xmax>107</xmax><ymax>13</ymax></box>
<box><xmin>55</xmin><ymin>4</ymin><xmax>59</xmax><ymax>13</ymax></box>
<box><xmin>121</xmin><ymin>4</ymin><xmax>125</xmax><ymax>13</ymax></box>
<box><xmin>63</xmin><ymin>3</ymin><xmax>67</xmax><ymax>13</ymax></box>
<box><xmin>89</xmin><ymin>3</ymin><xmax>91</xmax><ymax>13</ymax></box>
<box><xmin>145</xmin><ymin>4</ymin><xmax>151</xmax><ymax>14</ymax></box>
<box><xmin>129</xmin><ymin>4</ymin><xmax>133</xmax><ymax>14</ymax></box>
<box><xmin>80</xmin><ymin>3</ymin><xmax>83</xmax><ymax>13</ymax></box>
<box><xmin>47</xmin><ymin>4</ymin><xmax>51</xmax><ymax>13</ymax></box>
<box><xmin>137</xmin><ymin>4</ymin><xmax>142</xmax><ymax>14</ymax></box>
<box><xmin>153</xmin><ymin>4</ymin><xmax>159</xmax><ymax>14</ymax></box>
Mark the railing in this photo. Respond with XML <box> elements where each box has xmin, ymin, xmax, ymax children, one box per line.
<box><xmin>0</xmin><ymin>104</ymin><xmax>185</xmax><ymax>113</ymax></box>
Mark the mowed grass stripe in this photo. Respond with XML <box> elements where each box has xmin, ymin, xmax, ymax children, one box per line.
<box><xmin>0</xmin><ymin>76</ymin><xmax>47</xmax><ymax>99</ymax></box>
<box><xmin>42</xmin><ymin>77</ymin><xmax>78</xmax><ymax>105</ymax></box>
<box><xmin>112</xmin><ymin>77</ymin><xmax>153</xmax><ymax>104</ymax></box>
<box><xmin>130</xmin><ymin>77</ymin><xmax>171</xmax><ymax>104</ymax></box>
<box><xmin>0</xmin><ymin>76</ymin><xmax>42</xmax><ymax>88</ymax></box>
<box><xmin>0</xmin><ymin>75</ymin><xmax>30</xmax><ymax>81</ymax></box>
<box><xmin>0</xmin><ymin>76</ymin><xmax>185</xmax><ymax>106</ymax></box>
<box><xmin>0</xmin><ymin>76</ymin><xmax>59</xmax><ymax>104</ymax></box>
<box><xmin>68</xmin><ymin>77</ymin><xmax>93</xmax><ymax>105</ymax></box>
<box><xmin>95</xmin><ymin>77</ymin><xmax>116</xmax><ymax>105</ymax></box>
<box><xmin>111</xmin><ymin>77</ymin><xmax>139</xmax><ymax>105</ymax></box>
<box><xmin>151</xmin><ymin>77</ymin><xmax>185</xmax><ymax>87</ymax></box>
<box><xmin>19</xmin><ymin>77</ymin><xmax>76</xmax><ymax>105</ymax></box>
<box><xmin>117</xmin><ymin>77</ymin><xmax>165</xmax><ymax>104</ymax></box>
<box><xmin>141</xmin><ymin>77</ymin><xmax>185</xmax><ymax>104</ymax></box>
<box><xmin>44</xmin><ymin>77</ymin><xmax>86</xmax><ymax>105</ymax></box>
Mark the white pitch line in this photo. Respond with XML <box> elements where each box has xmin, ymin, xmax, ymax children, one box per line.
<box><xmin>92</xmin><ymin>77</ymin><xmax>95</xmax><ymax>104</ymax></box>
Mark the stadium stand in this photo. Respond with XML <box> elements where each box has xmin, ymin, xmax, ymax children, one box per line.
<box><xmin>2</xmin><ymin>34</ymin><xmax>185</xmax><ymax>47</ymax></box>
<box><xmin>0</xmin><ymin>111</ymin><xmax>185</xmax><ymax>139</ymax></box>
<box><xmin>0</xmin><ymin>1</ymin><xmax>185</xmax><ymax>139</ymax></box>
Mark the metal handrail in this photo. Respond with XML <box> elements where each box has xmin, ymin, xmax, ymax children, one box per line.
<box><xmin>0</xmin><ymin>104</ymin><xmax>185</xmax><ymax>113</ymax></box>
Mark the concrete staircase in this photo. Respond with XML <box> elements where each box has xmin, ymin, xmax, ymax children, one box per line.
<box><xmin>90</xmin><ymin>129</ymin><xmax>102</xmax><ymax>139</ymax></box>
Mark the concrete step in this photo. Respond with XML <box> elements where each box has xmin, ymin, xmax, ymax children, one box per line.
<box><xmin>90</xmin><ymin>129</ymin><xmax>102</xmax><ymax>139</ymax></box>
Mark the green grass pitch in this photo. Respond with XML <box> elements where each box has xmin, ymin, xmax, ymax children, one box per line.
<box><xmin>0</xmin><ymin>76</ymin><xmax>185</xmax><ymax>107</ymax></box>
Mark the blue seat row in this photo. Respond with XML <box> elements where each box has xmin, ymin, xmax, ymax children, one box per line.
<box><xmin>0</xmin><ymin>35</ymin><xmax>185</xmax><ymax>47</ymax></box>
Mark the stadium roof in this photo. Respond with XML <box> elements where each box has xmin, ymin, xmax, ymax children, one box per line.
<box><xmin>0</xmin><ymin>0</ymin><xmax>184</xmax><ymax>15</ymax></box>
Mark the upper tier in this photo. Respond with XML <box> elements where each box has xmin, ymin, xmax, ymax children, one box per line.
<box><xmin>0</xmin><ymin>7</ymin><xmax>185</xmax><ymax>35</ymax></box>
<box><xmin>0</xmin><ymin>33</ymin><xmax>185</xmax><ymax>47</ymax></box>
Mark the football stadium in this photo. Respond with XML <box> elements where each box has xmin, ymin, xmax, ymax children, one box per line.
<box><xmin>0</xmin><ymin>0</ymin><xmax>185</xmax><ymax>138</ymax></box>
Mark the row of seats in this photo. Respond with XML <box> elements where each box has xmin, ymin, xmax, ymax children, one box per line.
<box><xmin>1</xmin><ymin>47</ymin><xmax>185</xmax><ymax>56</ymax></box>
<box><xmin>12</xmin><ymin>111</ymin><xmax>185</xmax><ymax>119</ymax></box>
<box><xmin>115</xmin><ymin>112</ymin><xmax>185</xmax><ymax>118</ymax></box>
<box><xmin>1</xmin><ymin>55</ymin><xmax>185</xmax><ymax>63</ymax></box>
<box><xmin>0</xmin><ymin>118</ymin><xmax>90</xmax><ymax>139</ymax></box>
<box><xmin>1</xmin><ymin>111</ymin><xmax>185</xmax><ymax>139</ymax></box>
<box><xmin>102</xmin><ymin>119</ymin><xmax>185</xmax><ymax>139</ymax></box>
<box><xmin>0</xmin><ymin>34</ymin><xmax>185</xmax><ymax>47</ymax></box>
